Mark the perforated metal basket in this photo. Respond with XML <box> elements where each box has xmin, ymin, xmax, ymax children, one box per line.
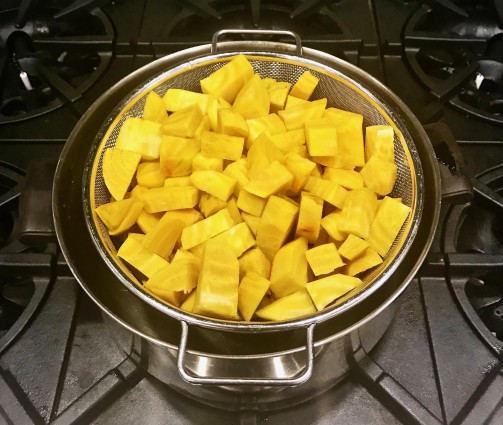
<box><xmin>83</xmin><ymin>31</ymin><xmax>424</xmax><ymax>330</ymax></box>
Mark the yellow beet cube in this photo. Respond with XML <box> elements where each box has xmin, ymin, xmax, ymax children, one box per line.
<box><xmin>217</xmin><ymin>108</ymin><xmax>249</xmax><ymax>138</ymax></box>
<box><xmin>367</xmin><ymin>196</ymin><xmax>411</xmax><ymax>257</ymax></box>
<box><xmin>304</xmin><ymin>176</ymin><xmax>348</xmax><ymax>209</ymax></box>
<box><xmin>162</xmin><ymin>104</ymin><xmax>204</xmax><ymax>138</ymax></box>
<box><xmin>116</xmin><ymin>117</ymin><xmax>163</xmax><ymax>161</ymax></box>
<box><xmin>270</xmin><ymin>129</ymin><xmax>305</xmax><ymax>154</ymax></box>
<box><xmin>338</xmin><ymin>188</ymin><xmax>377</xmax><ymax>239</ymax></box>
<box><xmin>255</xmin><ymin>289</ymin><xmax>316</xmax><ymax>321</ymax></box>
<box><xmin>136</xmin><ymin>161</ymin><xmax>165</xmax><ymax>188</ymax></box>
<box><xmin>192</xmin><ymin>239</ymin><xmax>239</xmax><ymax>320</ymax></box>
<box><xmin>268</xmin><ymin>81</ymin><xmax>291</xmax><ymax>112</ymax></box>
<box><xmin>338</xmin><ymin>234</ymin><xmax>369</xmax><ymax>261</ymax></box>
<box><xmin>244</xmin><ymin>161</ymin><xmax>294</xmax><ymax>198</ymax></box>
<box><xmin>180</xmin><ymin>290</ymin><xmax>196</xmax><ymax>312</ymax></box>
<box><xmin>284</xmin><ymin>153</ymin><xmax>317</xmax><ymax>193</ymax></box>
<box><xmin>191</xmin><ymin>152</ymin><xmax>223</xmax><ymax>172</ymax></box>
<box><xmin>296</xmin><ymin>192</ymin><xmax>323</xmax><ymax>243</ymax></box>
<box><xmin>241</xmin><ymin>212</ymin><xmax>260</xmax><ymax>236</ymax></box>
<box><xmin>102</xmin><ymin>148</ymin><xmax>142</xmax><ymax>201</ymax></box>
<box><xmin>211</xmin><ymin>222</ymin><xmax>256</xmax><ymax>257</ymax></box>
<box><xmin>246</xmin><ymin>133</ymin><xmax>284</xmax><ymax>179</ymax></box>
<box><xmin>270</xmin><ymin>237</ymin><xmax>308</xmax><ymax>298</ymax></box>
<box><xmin>190</xmin><ymin>170</ymin><xmax>236</xmax><ymax>202</ymax></box>
<box><xmin>278</xmin><ymin>98</ymin><xmax>327</xmax><ymax>130</ymax></box>
<box><xmin>136</xmin><ymin>210</ymin><xmax>161</xmax><ymax>234</ymax></box>
<box><xmin>344</xmin><ymin>247</ymin><xmax>383</xmax><ymax>276</ymax></box>
<box><xmin>223</xmin><ymin>158</ymin><xmax>249</xmax><ymax>196</ymax></box>
<box><xmin>200</xmin><ymin>54</ymin><xmax>254</xmax><ymax>104</ymax></box>
<box><xmin>159</xmin><ymin>135</ymin><xmax>199</xmax><ymax>177</ymax></box>
<box><xmin>256</xmin><ymin>195</ymin><xmax>299</xmax><ymax>260</ymax></box>
<box><xmin>162</xmin><ymin>89</ymin><xmax>209</xmax><ymax>113</ymax></box>
<box><xmin>306</xmin><ymin>243</ymin><xmax>345</xmax><ymax>276</ymax></box>
<box><xmin>322</xmin><ymin>168</ymin><xmax>363</xmax><ymax>190</ymax></box>
<box><xmin>117</xmin><ymin>235</ymin><xmax>169</xmax><ymax>278</ymax></box>
<box><xmin>365</xmin><ymin>125</ymin><xmax>395</xmax><ymax>163</ymax></box>
<box><xmin>142</xmin><ymin>186</ymin><xmax>199</xmax><ymax>213</ymax></box>
<box><xmin>360</xmin><ymin>156</ymin><xmax>397</xmax><ymax>196</ymax></box>
<box><xmin>305</xmin><ymin>120</ymin><xmax>338</xmax><ymax>157</ymax></box>
<box><xmin>239</xmin><ymin>247</ymin><xmax>271</xmax><ymax>280</ymax></box>
<box><xmin>239</xmin><ymin>272</ymin><xmax>271</xmax><ymax>321</ymax></box>
<box><xmin>164</xmin><ymin>176</ymin><xmax>193</xmax><ymax>187</ymax></box>
<box><xmin>226</xmin><ymin>197</ymin><xmax>243</xmax><ymax>224</ymax></box>
<box><xmin>142</xmin><ymin>91</ymin><xmax>168</xmax><ymax>124</ymax></box>
<box><xmin>246</xmin><ymin>113</ymin><xmax>286</xmax><ymax>148</ymax></box>
<box><xmin>199</xmin><ymin>193</ymin><xmax>227</xmax><ymax>217</ymax></box>
<box><xmin>306</xmin><ymin>274</ymin><xmax>362</xmax><ymax>310</ymax></box>
<box><xmin>200</xmin><ymin>130</ymin><xmax>244</xmax><ymax>161</ymax></box>
<box><xmin>285</xmin><ymin>95</ymin><xmax>308</xmax><ymax>109</ymax></box>
<box><xmin>290</xmin><ymin>71</ymin><xmax>319</xmax><ymax>100</ymax></box>
<box><xmin>146</xmin><ymin>254</ymin><xmax>200</xmax><ymax>294</ymax></box>
<box><xmin>232</xmin><ymin>74</ymin><xmax>270</xmax><ymax>120</ymax></box>
<box><xmin>95</xmin><ymin>198</ymin><xmax>143</xmax><ymax>236</ymax></box>
<box><xmin>181</xmin><ymin>208</ymin><xmax>235</xmax><ymax>250</ymax></box>
<box><xmin>320</xmin><ymin>211</ymin><xmax>347</xmax><ymax>242</ymax></box>
<box><xmin>237</xmin><ymin>189</ymin><xmax>267</xmax><ymax>216</ymax></box>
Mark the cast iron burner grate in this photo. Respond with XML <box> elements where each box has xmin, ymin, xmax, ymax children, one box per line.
<box><xmin>403</xmin><ymin>1</ymin><xmax>503</xmax><ymax>125</ymax></box>
<box><xmin>0</xmin><ymin>0</ymin><xmax>114</xmax><ymax>123</ymax></box>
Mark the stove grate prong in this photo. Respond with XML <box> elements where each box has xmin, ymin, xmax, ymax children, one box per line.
<box><xmin>15</xmin><ymin>0</ymin><xmax>40</xmax><ymax>29</ymax></box>
<box><xmin>54</xmin><ymin>0</ymin><xmax>108</xmax><ymax>20</ymax></box>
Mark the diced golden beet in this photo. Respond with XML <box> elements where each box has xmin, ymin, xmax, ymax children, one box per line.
<box><xmin>320</xmin><ymin>211</ymin><xmax>347</xmax><ymax>242</ymax></box>
<box><xmin>217</xmin><ymin>108</ymin><xmax>249</xmax><ymax>138</ymax></box>
<box><xmin>145</xmin><ymin>285</ymin><xmax>186</xmax><ymax>307</ymax></box>
<box><xmin>206</xmin><ymin>96</ymin><xmax>223</xmax><ymax>131</ymax></box>
<box><xmin>142</xmin><ymin>209</ymin><xmax>202</xmax><ymax>258</ymax></box>
<box><xmin>223</xmin><ymin>158</ymin><xmax>249</xmax><ymax>196</ymax></box>
<box><xmin>305</xmin><ymin>243</ymin><xmax>345</xmax><ymax>276</ymax></box>
<box><xmin>291</xmin><ymin>145</ymin><xmax>308</xmax><ymax>157</ymax></box>
<box><xmin>95</xmin><ymin>198</ymin><xmax>143</xmax><ymax>236</ymax></box>
<box><xmin>200</xmin><ymin>130</ymin><xmax>244</xmax><ymax>161</ymax></box>
<box><xmin>211</xmin><ymin>222</ymin><xmax>256</xmax><ymax>257</ymax></box>
<box><xmin>159</xmin><ymin>135</ymin><xmax>199</xmax><ymax>177</ymax></box>
<box><xmin>146</xmin><ymin>254</ymin><xmax>200</xmax><ymax>293</ymax></box>
<box><xmin>142</xmin><ymin>186</ymin><xmax>199</xmax><ymax>213</ymax></box>
<box><xmin>102</xmin><ymin>148</ymin><xmax>142</xmax><ymax>201</ymax></box>
<box><xmin>226</xmin><ymin>197</ymin><xmax>243</xmax><ymax>224</ymax></box>
<box><xmin>278</xmin><ymin>98</ymin><xmax>327</xmax><ymax>130</ymax></box>
<box><xmin>117</xmin><ymin>235</ymin><xmax>169</xmax><ymax>278</ymax></box>
<box><xmin>180</xmin><ymin>290</ymin><xmax>196</xmax><ymax>312</ymax></box>
<box><xmin>313</xmin><ymin>227</ymin><xmax>330</xmax><ymax>247</ymax></box>
<box><xmin>161</xmin><ymin>104</ymin><xmax>204</xmax><ymax>138</ymax></box>
<box><xmin>360</xmin><ymin>156</ymin><xmax>397</xmax><ymax>196</ymax></box>
<box><xmin>237</xmin><ymin>189</ymin><xmax>267</xmax><ymax>216</ymax></box>
<box><xmin>285</xmin><ymin>95</ymin><xmax>308</xmax><ymax>109</ymax></box>
<box><xmin>338</xmin><ymin>188</ymin><xmax>377</xmax><ymax>239</ymax></box>
<box><xmin>311</xmin><ymin>164</ymin><xmax>323</xmax><ymax>177</ymax></box>
<box><xmin>232</xmin><ymin>74</ymin><xmax>270</xmax><ymax>120</ymax></box>
<box><xmin>116</xmin><ymin>117</ymin><xmax>162</xmax><ymax>160</ymax></box>
<box><xmin>306</xmin><ymin>274</ymin><xmax>362</xmax><ymax>310</ymax></box>
<box><xmin>128</xmin><ymin>232</ymin><xmax>145</xmax><ymax>242</ymax></box>
<box><xmin>191</xmin><ymin>152</ymin><xmax>223</xmax><ymax>172</ymax></box>
<box><xmin>172</xmin><ymin>249</ymin><xmax>199</xmax><ymax>262</ymax></box>
<box><xmin>143</xmin><ymin>91</ymin><xmax>168</xmax><ymax>124</ymax></box>
<box><xmin>304</xmin><ymin>176</ymin><xmax>347</xmax><ymax>209</ymax></box>
<box><xmin>284</xmin><ymin>153</ymin><xmax>316</xmax><ymax>193</ymax></box>
<box><xmin>305</xmin><ymin>120</ymin><xmax>338</xmax><ymax>157</ymax></box>
<box><xmin>164</xmin><ymin>176</ymin><xmax>193</xmax><ymax>187</ymax></box>
<box><xmin>136</xmin><ymin>209</ymin><xmax>161</xmax><ymax>234</ymax></box>
<box><xmin>290</xmin><ymin>71</ymin><xmax>319</xmax><ymax>100</ymax></box>
<box><xmin>244</xmin><ymin>161</ymin><xmax>294</xmax><ymax>198</ymax></box>
<box><xmin>181</xmin><ymin>208</ymin><xmax>235</xmax><ymax>250</ymax></box>
<box><xmin>136</xmin><ymin>161</ymin><xmax>165</xmax><ymax>188</ymax></box>
<box><xmin>255</xmin><ymin>289</ymin><xmax>316</xmax><ymax>321</ymax></box>
<box><xmin>311</xmin><ymin>155</ymin><xmax>355</xmax><ymax>170</ymax></box>
<box><xmin>130</xmin><ymin>184</ymin><xmax>149</xmax><ymax>202</ymax></box>
<box><xmin>241</xmin><ymin>212</ymin><xmax>260</xmax><ymax>236</ymax></box>
<box><xmin>239</xmin><ymin>247</ymin><xmax>271</xmax><ymax>279</ymax></box>
<box><xmin>344</xmin><ymin>247</ymin><xmax>383</xmax><ymax>276</ymax></box>
<box><xmin>162</xmin><ymin>89</ymin><xmax>209</xmax><ymax>113</ymax></box>
<box><xmin>256</xmin><ymin>195</ymin><xmax>299</xmax><ymax>260</ymax></box>
<box><xmin>189</xmin><ymin>242</ymin><xmax>206</xmax><ymax>259</ymax></box>
<box><xmin>246</xmin><ymin>133</ymin><xmax>284</xmax><ymax>179</ymax></box>
<box><xmin>268</xmin><ymin>81</ymin><xmax>291</xmax><ymax>112</ymax></box>
<box><xmin>296</xmin><ymin>192</ymin><xmax>323</xmax><ymax>242</ymax></box>
<box><xmin>338</xmin><ymin>234</ymin><xmax>369</xmax><ymax>261</ymax></box>
<box><xmin>322</xmin><ymin>168</ymin><xmax>363</xmax><ymax>190</ymax></box>
<box><xmin>365</xmin><ymin>125</ymin><xmax>394</xmax><ymax>162</ymax></box>
<box><xmin>192</xmin><ymin>239</ymin><xmax>239</xmax><ymax>320</ymax></box>
<box><xmin>190</xmin><ymin>170</ymin><xmax>236</xmax><ymax>202</ymax></box>
<box><xmin>246</xmin><ymin>113</ymin><xmax>286</xmax><ymax>148</ymax></box>
<box><xmin>270</xmin><ymin>129</ymin><xmax>305</xmax><ymax>154</ymax></box>
<box><xmin>270</xmin><ymin>237</ymin><xmax>308</xmax><ymax>298</ymax></box>
<box><xmin>367</xmin><ymin>196</ymin><xmax>411</xmax><ymax>256</ymax></box>
<box><xmin>199</xmin><ymin>193</ymin><xmax>227</xmax><ymax>217</ymax></box>
<box><xmin>193</xmin><ymin>115</ymin><xmax>211</xmax><ymax>140</ymax></box>
<box><xmin>262</xmin><ymin>77</ymin><xmax>276</xmax><ymax>89</ymax></box>
<box><xmin>239</xmin><ymin>272</ymin><xmax>270</xmax><ymax>321</ymax></box>
<box><xmin>200</xmin><ymin>54</ymin><xmax>254</xmax><ymax>103</ymax></box>
<box><xmin>322</xmin><ymin>108</ymin><xmax>365</xmax><ymax>167</ymax></box>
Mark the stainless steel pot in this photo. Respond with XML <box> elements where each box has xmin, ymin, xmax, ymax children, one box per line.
<box><xmin>53</xmin><ymin>30</ymin><xmax>441</xmax><ymax>398</ymax></box>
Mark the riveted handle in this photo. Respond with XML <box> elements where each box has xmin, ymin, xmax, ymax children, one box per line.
<box><xmin>176</xmin><ymin>321</ymin><xmax>316</xmax><ymax>386</ymax></box>
<box><xmin>211</xmin><ymin>29</ymin><xmax>303</xmax><ymax>55</ymax></box>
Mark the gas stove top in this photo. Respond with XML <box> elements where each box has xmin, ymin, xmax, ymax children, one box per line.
<box><xmin>1</xmin><ymin>1</ymin><xmax>502</xmax><ymax>424</ymax></box>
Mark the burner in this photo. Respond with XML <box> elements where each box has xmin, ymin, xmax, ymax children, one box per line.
<box><xmin>403</xmin><ymin>2</ymin><xmax>503</xmax><ymax>125</ymax></box>
<box><xmin>0</xmin><ymin>1</ymin><xmax>114</xmax><ymax>123</ymax></box>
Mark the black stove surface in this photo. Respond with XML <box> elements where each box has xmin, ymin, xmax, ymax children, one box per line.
<box><xmin>1</xmin><ymin>1</ymin><xmax>503</xmax><ymax>424</ymax></box>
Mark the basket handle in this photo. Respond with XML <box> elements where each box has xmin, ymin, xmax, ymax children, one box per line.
<box><xmin>176</xmin><ymin>320</ymin><xmax>316</xmax><ymax>386</ymax></box>
<box><xmin>211</xmin><ymin>29</ymin><xmax>303</xmax><ymax>55</ymax></box>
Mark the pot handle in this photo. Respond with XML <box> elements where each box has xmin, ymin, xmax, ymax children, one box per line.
<box><xmin>176</xmin><ymin>321</ymin><xmax>316</xmax><ymax>386</ymax></box>
<box><xmin>212</xmin><ymin>29</ymin><xmax>303</xmax><ymax>55</ymax></box>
